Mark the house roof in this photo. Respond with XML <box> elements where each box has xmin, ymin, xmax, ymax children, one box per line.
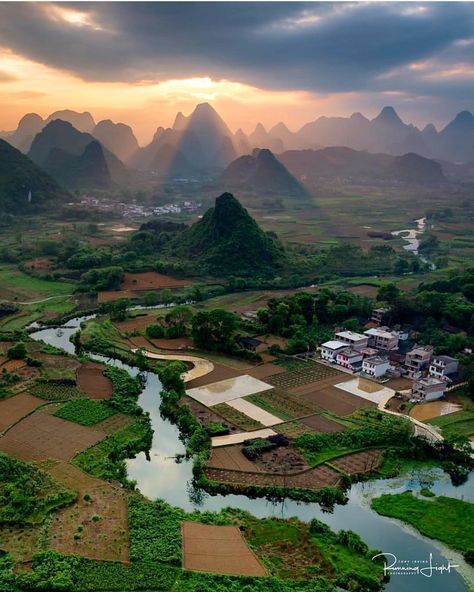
<box><xmin>414</xmin><ymin>376</ymin><xmax>446</xmax><ymax>387</ymax></box>
<box><xmin>363</xmin><ymin>355</ymin><xmax>389</xmax><ymax>365</ymax></box>
<box><xmin>365</xmin><ymin>327</ymin><xmax>396</xmax><ymax>339</ymax></box>
<box><xmin>335</xmin><ymin>330</ymin><xmax>367</xmax><ymax>341</ymax></box>
<box><xmin>321</xmin><ymin>340</ymin><xmax>348</xmax><ymax>351</ymax></box>
<box><xmin>238</xmin><ymin>336</ymin><xmax>262</xmax><ymax>347</ymax></box>
<box><xmin>338</xmin><ymin>348</ymin><xmax>363</xmax><ymax>359</ymax></box>
<box><xmin>432</xmin><ymin>355</ymin><xmax>458</xmax><ymax>364</ymax></box>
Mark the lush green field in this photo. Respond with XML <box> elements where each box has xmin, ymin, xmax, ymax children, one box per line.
<box><xmin>0</xmin><ymin>453</ymin><xmax>75</xmax><ymax>524</ymax></box>
<box><xmin>427</xmin><ymin>410</ymin><xmax>474</xmax><ymax>439</ymax></box>
<box><xmin>127</xmin><ymin>496</ymin><xmax>384</xmax><ymax>589</ymax></box>
<box><xmin>371</xmin><ymin>491</ymin><xmax>474</xmax><ymax>558</ymax></box>
<box><xmin>0</xmin><ymin>266</ymin><xmax>73</xmax><ymax>301</ymax></box>
<box><xmin>54</xmin><ymin>399</ymin><xmax>116</xmax><ymax>426</ymax></box>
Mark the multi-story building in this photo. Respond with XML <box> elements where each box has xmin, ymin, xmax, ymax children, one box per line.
<box><xmin>411</xmin><ymin>377</ymin><xmax>446</xmax><ymax>401</ymax></box>
<box><xmin>364</xmin><ymin>327</ymin><xmax>399</xmax><ymax>351</ymax></box>
<box><xmin>404</xmin><ymin>345</ymin><xmax>433</xmax><ymax>378</ymax></box>
<box><xmin>334</xmin><ymin>330</ymin><xmax>369</xmax><ymax>351</ymax></box>
<box><xmin>362</xmin><ymin>355</ymin><xmax>390</xmax><ymax>378</ymax></box>
<box><xmin>429</xmin><ymin>356</ymin><xmax>459</xmax><ymax>382</ymax></box>
<box><xmin>319</xmin><ymin>341</ymin><xmax>348</xmax><ymax>363</ymax></box>
<box><xmin>371</xmin><ymin>307</ymin><xmax>390</xmax><ymax>326</ymax></box>
<box><xmin>336</xmin><ymin>348</ymin><xmax>363</xmax><ymax>372</ymax></box>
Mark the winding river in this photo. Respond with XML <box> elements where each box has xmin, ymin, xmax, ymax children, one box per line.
<box><xmin>31</xmin><ymin>314</ymin><xmax>473</xmax><ymax>592</ymax></box>
<box><xmin>392</xmin><ymin>217</ymin><xmax>435</xmax><ymax>269</ymax></box>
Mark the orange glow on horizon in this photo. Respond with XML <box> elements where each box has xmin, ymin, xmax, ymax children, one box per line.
<box><xmin>0</xmin><ymin>46</ymin><xmax>443</xmax><ymax>144</ymax></box>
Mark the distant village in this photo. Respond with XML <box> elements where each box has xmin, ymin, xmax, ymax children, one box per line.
<box><xmin>78</xmin><ymin>196</ymin><xmax>201</xmax><ymax>218</ymax></box>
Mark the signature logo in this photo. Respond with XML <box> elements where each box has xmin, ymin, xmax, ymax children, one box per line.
<box><xmin>372</xmin><ymin>552</ymin><xmax>459</xmax><ymax>577</ymax></box>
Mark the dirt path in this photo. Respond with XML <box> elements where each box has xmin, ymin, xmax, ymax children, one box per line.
<box><xmin>132</xmin><ymin>348</ymin><xmax>214</xmax><ymax>382</ymax></box>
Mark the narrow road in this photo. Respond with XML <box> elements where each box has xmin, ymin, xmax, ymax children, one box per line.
<box><xmin>131</xmin><ymin>348</ymin><xmax>214</xmax><ymax>382</ymax></box>
<box><xmin>15</xmin><ymin>294</ymin><xmax>72</xmax><ymax>305</ymax></box>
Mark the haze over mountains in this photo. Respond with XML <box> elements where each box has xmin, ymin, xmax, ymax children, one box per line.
<box><xmin>3</xmin><ymin>103</ymin><xmax>474</xmax><ymax>166</ymax></box>
<box><xmin>28</xmin><ymin>120</ymin><xmax>129</xmax><ymax>190</ymax></box>
<box><xmin>0</xmin><ymin>102</ymin><xmax>473</xmax><ymax>199</ymax></box>
<box><xmin>0</xmin><ymin>139</ymin><xmax>70</xmax><ymax>214</ymax></box>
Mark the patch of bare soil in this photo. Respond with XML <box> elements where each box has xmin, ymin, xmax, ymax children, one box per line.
<box><xmin>76</xmin><ymin>363</ymin><xmax>113</xmax><ymax>400</ymax></box>
<box><xmin>113</xmin><ymin>313</ymin><xmax>158</xmax><ymax>332</ymax></box>
<box><xmin>0</xmin><ymin>413</ymin><xmax>105</xmax><ymax>462</ymax></box>
<box><xmin>0</xmin><ymin>392</ymin><xmax>45</xmax><ymax>433</ymax></box>
<box><xmin>299</xmin><ymin>414</ymin><xmax>347</xmax><ymax>433</ymax></box>
<box><xmin>185</xmin><ymin>363</ymin><xmax>241</xmax><ymax>389</ymax></box>
<box><xmin>331</xmin><ymin>449</ymin><xmax>382</xmax><ymax>475</ymax></box>
<box><xmin>121</xmin><ymin>272</ymin><xmax>192</xmax><ymax>291</ymax></box>
<box><xmin>182</xmin><ymin>397</ymin><xmax>241</xmax><ymax>433</ymax></box>
<box><xmin>182</xmin><ymin>521</ymin><xmax>267</xmax><ymax>576</ymax></box>
<box><xmin>254</xmin><ymin>445</ymin><xmax>310</xmax><ymax>474</ymax></box>
<box><xmin>246</xmin><ymin>363</ymin><xmax>286</xmax><ymax>380</ymax></box>
<box><xmin>291</xmin><ymin>376</ymin><xmax>375</xmax><ymax>416</ymax></box>
<box><xmin>36</xmin><ymin>354</ymin><xmax>81</xmax><ymax>370</ymax></box>
<box><xmin>93</xmin><ymin>413</ymin><xmax>135</xmax><ymax>434</ymax></box>
<box><xmin>205</xmin><ymin>463</ymin><xmax>340</xmax><ymax>491</ymax></box>
<box><xmin>98</xmin><ymin>290</ymin><xmax>138</xmax><ymax>303</ymax></box>
<box><xmin>207</xmin><ymin>445</ymin><xmax>260</xmax><ymax>472</ymax></box>
<box><xmin>24</xmin><ymin>258</ymin><xmax>54</xmax><ymax>272</ymax></box>
<box><xmin>46</xmin><ymin>462</ymin><xmax>129</xmax><ymax>562</ymax></box>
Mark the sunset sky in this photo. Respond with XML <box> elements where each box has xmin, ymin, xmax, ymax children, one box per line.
<box><xmin>0</xmin><ymin>1</ymin><xmax>473</xmax><ymax>144</ymax></box>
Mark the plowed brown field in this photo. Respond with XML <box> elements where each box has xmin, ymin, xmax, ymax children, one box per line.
<box><xmin>182</xmin><ymin>521</ymin><xmax>267</xmax><ymax>576</ymax></box>
<box><xmin>0</xmin><ymin>413</ymin><xmax>105</xmax><ymax>461</ymax></box>
<box><xmin>0</xmin><ymin>392</ymin><xmax>45</xmax><ymax>432</ymax></box>
<box><xmin>76</xmin><ymin>362</ymin><xmax>113</xmax><ymax>399</ymax></box>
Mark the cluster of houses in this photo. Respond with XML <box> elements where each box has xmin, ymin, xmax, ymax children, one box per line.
<box><xmin>318</xmin><ymin>309</ymin><xmax>460</xmax><ymax>402</ymax></box>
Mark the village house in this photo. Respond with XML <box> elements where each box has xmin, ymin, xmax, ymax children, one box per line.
<box><xmin>371</xmin><ymin>306</ymin><xmax>390</xmax><ymax>326</ymax></box>
<box><xmin>364</xmin><ymin>327</ymin><xmax>399</xmax><ymax>351</ymax></box>
<box><xmin>236</xmin><ymin>336</ymin><xmax>264</xmax><ymax>353</ymax></box>
<box><xmin>336</xmin><ymin>348</ymin><xmax>364</xmax><ymax>372</ymax></box>
<box><xmin>411</xmin><ymin>376</ymin><xmax>446</xmax><ymax>401</ymax></box>
<box><xmin>334</xmin><ymin>330</ymin><xmax>369</xmax><ymax>351</ymax></box>
<box><xmin>404</xmin><ymin>345</ymin><xmax>433</xmax><ymax>379</ymax></box>
<box><xmin>319</xmin><ymin>340</ymin><xmax>348</xmax><ymax>362</ymax></box>
<box><xmin>362</xmin><ymin>355</ymin><xmax>390</xmax><ymax>378</ymax></box>
<box><xmin>429</xmin><ymin>355</ymin><xmax>459</xmax><ymax>382</ymax></box>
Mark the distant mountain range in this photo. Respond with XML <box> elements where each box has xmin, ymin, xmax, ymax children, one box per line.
<box><xmin>1</xmin><ymin>103</ymin><xmax>473</xmax><ymax>190</ymax></box>
<box><xmin>241</xmin><ymin>107</ymin><xmax>474</xmax><ymax>164</ymax></box>
<box><xmin>0</xmin><ymin>139</ymin><xmax>70</xmax><ymax>214</ymax></box>
<box><xmin>278</xmin><ymin>146</ymin><xmax>445</xmax><ymax>185</ymax></box>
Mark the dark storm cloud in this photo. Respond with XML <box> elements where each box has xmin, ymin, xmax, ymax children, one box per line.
<box><xmin>0</xmin><ymin>1</ymin><xmax>473</xmax><ymax>97</ymax></box>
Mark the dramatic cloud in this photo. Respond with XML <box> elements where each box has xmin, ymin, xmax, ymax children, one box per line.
<box><xmin>0</xmin><ymin>2</ymin><xmax>472</xmax><ymax>94</ymax></box>
<box><xmin>0</xmin><ymin>2</ymin><xmax>473</xmax><ymax>138</ymax></box>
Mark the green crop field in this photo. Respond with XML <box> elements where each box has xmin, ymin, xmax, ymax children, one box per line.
<box><xmin>54</xmin><ymin>400</ymin><xmax>116</xmax><ymax>426</ymax></box>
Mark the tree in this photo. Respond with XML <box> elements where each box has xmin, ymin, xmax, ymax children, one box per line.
<box><xmin>160</xmin><ymin>361</ymin><xmax>187</xmax><ymax>395</ymax></box>
<box><xmin>144</xmin><ymin>292</ymin><xmax>160</xmax><ymax>306</ymax></box>
<box><xmin>7</xmin><ymin>342</ymin><xmax>26</xmax><ymax>360</ymax></box>
<box><xmin>191</xmin><ymin>309</ymin><xmax>238</xmax><ymax>351</ymax></box>
<box><xmin>146</xmin><ymin>324</ymin><xmax>165</xmax><ymax>339</ymax></box>
<box><xmin>377</xmin><ymin>283</ymin><xmax>401</xmax><ymax>304</ymax></box>
<box><xmin>164</xmin><ymin>305</ymin><xmax>193</xmax><ymax>337</ymax></box>
<box><xmin>108</xmin><ymin>299</ymin><xmax>130</xmax><ymax>322</ymax></box>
